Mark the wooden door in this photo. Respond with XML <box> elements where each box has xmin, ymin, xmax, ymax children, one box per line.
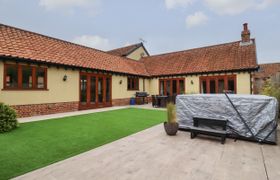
<box><xmin>79</xmin><ymin>72</ymin><xmax>112</xmax><ymax>110</ymax></box>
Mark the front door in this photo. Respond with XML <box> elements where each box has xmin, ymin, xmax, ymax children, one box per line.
<box><xmin>79</xmin><ymin>72</ymin><xmax>112</xmax><ymax>110</ymax></box>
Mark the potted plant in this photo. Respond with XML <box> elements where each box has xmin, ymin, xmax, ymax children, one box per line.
<box><xmin>164</xmin><ymin>103</ymin><xmax>178</xmax><ymax>135</ymax></box>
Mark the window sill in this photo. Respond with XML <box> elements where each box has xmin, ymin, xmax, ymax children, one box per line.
<box><xmin>127</xmin><ymin>89</ymin><xmax>140</xmax><ymax>91</ymax></box>
<box><xmin>2</xmin><ymin>88</ymin><xmax>49</xmax><ymax>91</ymax></box>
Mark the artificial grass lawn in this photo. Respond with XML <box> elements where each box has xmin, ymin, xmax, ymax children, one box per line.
<box><xmin>0</xmin><ymin>108</ymin><xmax>165</xmax><ymax>180</ymax></box>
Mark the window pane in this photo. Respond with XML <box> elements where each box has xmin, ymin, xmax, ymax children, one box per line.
<box><xmin>106</xmin><ymin>77</ymin><xmax>111</xmax><ymax>102</ymax></box>
<box><xmin>127</xmin><ymin>78</ymin><xmax>131</xmax><ymax>89</ymax></box>
<box><xmin>80</xmin><ymin>75</ymin><xmax>87</xmax><ymax>104</ymax></box>
<box><xmin>22</xmin><ymin>66</ymin><xmax>33</xmax><ymax>88</ymax></box>
<box><xmin>166</xmin><ymin>80</ymin><xmax>171</xmax><ymax>96</ymax></box>
<box><xmin>179</xmin><ymin>80</ymin><xmax>184</xmax><ymax>94</ymax></box>
<box><xmin>172</xmin><ymin>80</ymin><xmax>177</xmax><ymax>95</ymax></box>
<box><xmin>98</xmin><ymin>77</ymin><xmax>103</xmax><ymax>103</ymax></box>
<box><xmin>6</xmin><ymin>65</ymin><xmax>18</xmax><ymax>88</ymax></box>
<box><xmin>160</xmin><ymin>81</ymin><xmax>164</xmax><ymax>95</ymax></box>
<box><xmin>90</xmin><ymin>76</ymin><xmax>96</xmax><ymax>104</ymax></box>
<box><xmin>36</xmin><ymin>68</ymin><xmax>45</xmax><ymax>88</ymax></box>
<box><xmin>210</xmin><ymin>80</ymin><xmax>216</xmax><ymax>93</ymax></box>
<box><xmin>135</xmin><ymin>78</ymin><xmax>139</xmax><ymax>90</ymax></box>
<box><xmin>201</xmin><ymin>80</ymin><xmax>207</xmax><ymax>94</ymax></box>
<box><xmin>228</xmin><ymin>79</ymin><xmax>235</xmax><ymax>93</ymax></box>
<box><xmin>131</xmin><ymin>78</ymin><xmax>135</xmax><ymax>89</ymax></box>
<box><xmin>218</xmin><ymin>79</ymin><xmax>225</xmax><ymax>93</ymax></box>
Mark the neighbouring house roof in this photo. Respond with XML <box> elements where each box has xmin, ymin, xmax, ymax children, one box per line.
<box><xmin>140</xmin><ymin>40</ymin><xmax>258</xmax><ymax>76</ymax></box>
<box><xmin>254</xmin><ymin>63</ymin><xmax>280</xmax><ymax>79</ymax></box>
<box><xmin>107</xmin><ymin>43</ymin><xmax>149</xmax><ymax>57</ymax></box>
<box><xmin>0</xmin><ymin>24</ymin><xmax>258</xmax><ymax>77</ymax></box>
<box><xmin>0</xmin><ymin>24</ymin><xmax>149</xmax><ymax>76</ymax></box>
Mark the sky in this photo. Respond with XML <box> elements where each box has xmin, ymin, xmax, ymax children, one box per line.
<box><xmin>0</xmin><ymin>0</ymin><xmax>280</xmax><ymax>64</ymax></box>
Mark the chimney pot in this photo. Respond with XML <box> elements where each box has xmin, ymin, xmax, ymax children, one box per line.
<box><xmin>243</xmin><ymin>23</ymin><xmax>248</xmax><ymax>31</ymax></box>
<box><xmin>241</xmin><ymin>23</ymin><xmax>250</xmax><ymax>43</ymax></box>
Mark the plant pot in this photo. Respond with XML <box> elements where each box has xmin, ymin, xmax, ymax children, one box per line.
<box><xmin>164</xmin><ymin>122</ymin><xmax>179</xmax><ymax>136</ymax></box>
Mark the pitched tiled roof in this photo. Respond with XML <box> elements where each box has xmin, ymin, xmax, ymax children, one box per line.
<box><xmin>0</xmin><ymin>24</ymin><xmax>149</xmax><ymax>76</ymax></box>
<box><xmin>254</xmin><ymin>63</ymin><xmax>280</xmax><ymax>78</ymax></box>
<box><xmin>0</xmin><ymin>24</ymin><xmax>258</xmax><ymax>77</ymax></box>
<box><xmin>107</xmin><ymin>43</ymin><xmax>143</xmax><ymax>56</ymax></box>
<box><xmin>140</xmin><ymin>40</ymin><xmax>258</xmax><ymax>76</ymax></box>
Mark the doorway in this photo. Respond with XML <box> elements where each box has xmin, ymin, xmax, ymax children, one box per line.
<box><xmin>79</xmin><ymin>72</ymin><xmax>112</xmax><ymax>110</ymax></box>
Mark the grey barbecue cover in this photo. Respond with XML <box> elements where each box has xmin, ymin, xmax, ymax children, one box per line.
<box><xmin>176</xmin><ymin>94</ymin><xmax>278</xmax><ymax>143</ymax></box>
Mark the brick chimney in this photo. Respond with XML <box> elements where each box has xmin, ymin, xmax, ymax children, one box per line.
<box><xmin>241</xmin><ymin>23</ymin><xmax>250</xmax><ymax>43</ymax></box>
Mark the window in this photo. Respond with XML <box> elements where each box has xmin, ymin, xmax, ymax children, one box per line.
<box><xmin>4</xmin><ymin>64</ymin><xmax>47</xmax><ymax>90</ymax></box>
<box><xmin>80</xmin><ymin>75</ymin><xmax>87</xmax><ymax>104</ymax></box>
<box><xmin>200</xmin><ymin>75</ymin><xmax>236</xmax><ymax>94</ymax></box>
<box><xmin>159</xmin><ymin>78</ymin><xmax>185</xmax><ymax>95</ymax></box>
<box><xmin>5</xmin><ymin>65</ymin><xmax>18</xmax><ymax>88</ymax></box>
<box><xmin>127</xmin><ymin>77</ymin><xmax>139</xmax><ymax>90</ymax></box>
<box><xmin>36</xmin><ymin>68</ymin><xmax>46</xmax><ymax>89</ymax></box>
<box><xmin>22</xmin><ymin>66</ymin><xmax>33</xmax><ymax>88</ymax></box>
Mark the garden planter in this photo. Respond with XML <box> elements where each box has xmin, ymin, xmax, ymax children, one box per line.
<box><xmin>164</xmin><ymin>122</ymin><xmax>178</xmax><ymax>135</ymax></box>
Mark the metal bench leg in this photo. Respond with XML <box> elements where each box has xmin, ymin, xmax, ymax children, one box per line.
<box><xmin>221</xmin><ymin>135</ymin><xmax>226</xmax><ymax>144</ymax></box>
<box><xmin>191</xmin><ymin>132</ymin><xmax>197</xmax><ymax>139</ymax></box>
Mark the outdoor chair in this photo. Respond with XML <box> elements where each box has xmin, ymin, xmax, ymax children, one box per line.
<box><xmin>152</xmin><ymin>95</ymin><xmax>158</xmax><ymax>107</ymax></box>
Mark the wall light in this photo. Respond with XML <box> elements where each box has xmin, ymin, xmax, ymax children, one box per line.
<box><xmin>63</xmin><ymin>75</ymin><xmax>68</xmax><ymax>81</ymax></box>
<box><xmin>119</xmin><ymin>80</ymin><xmax>122</xmax><ymax>84</ymax></box>
<box><xmin>190</xmin><ymin>80</ymin><xmax>194</xmax><ymax>85</ymax></box>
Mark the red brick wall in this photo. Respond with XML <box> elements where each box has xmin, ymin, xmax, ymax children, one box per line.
<box><xmin>112</xmin><ymin>97</ymin><xmax>152</xmax><ymax>106</ymax></box>
<box><xmin>112</xmin><ymin>98</ymin><xmax>130</xmax><ymax>106</ymax></box>
<box><xmin>12</xmin><ymin>101</ymin><xmax>79</xmax><ymax>118</ymax></box>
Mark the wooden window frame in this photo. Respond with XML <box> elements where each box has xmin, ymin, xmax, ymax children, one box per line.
<box><xmin>159</xmin><ymin>78</ymin><xmax>185</xmax><ymax>95</ymax></box>
<box><xmin>3</xmin><ymin>63</ymin><xmax>48</xmax><ymax>90</ymax></box>
<box><xmin>127</xmin><ymin>77</ymin><xmax>139</xmax><ymax>91</ymax></box>
<box><xmin>199</xmin><ymin>75</ymin><xmax>237</xmax><ymax>94</ymax></box>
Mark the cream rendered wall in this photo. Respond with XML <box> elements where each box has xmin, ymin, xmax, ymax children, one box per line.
<box><xmin>111</xmin><ymin>75</ymin><xmax>147</xmax><ymax>99</ymax></box>
<box><xmin>126</xmin><ymin>47</ymin><xmax>148</xmax><ymax>60</ymax></box>
<box><xmin>185</xmin><ymin>76</ymin><xmax>200</xmax><ymax>94</ymax></box>
<box><xmin>148</xmin><ymin>78</ymin><xmax>159</xmax><ymax>95</ymax></box>
<box><xmin>0</xmin><ymin>61</ymin><xmax>79</xmax><ymax>105</ymax></box>
<box><xmin>237</xmin><ymin>72</ymin><xmax>251</xmax><ymax>94</ymax></box>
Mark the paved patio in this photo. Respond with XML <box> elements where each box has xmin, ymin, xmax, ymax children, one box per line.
<box><xmin>14</xmin><ymin>124</ymin><xmax>279</xmax><ymax>180</ymax></box>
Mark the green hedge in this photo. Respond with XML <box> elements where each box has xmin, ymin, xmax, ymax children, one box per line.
<box><xmin>0</xmin><ymin>103</ymin><xmax>18</xmax><ymax>133</ymax></box>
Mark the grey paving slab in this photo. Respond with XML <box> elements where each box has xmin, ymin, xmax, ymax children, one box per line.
<box><xmin>13</xmin><ymin>124</ymin><xmax>279</xmax><ymax>180</ymax></box>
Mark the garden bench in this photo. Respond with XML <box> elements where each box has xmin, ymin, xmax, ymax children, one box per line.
<box><xmin>190</xmin><ymin>117</ymin><xmax>227</xmax><ymax>144</ymax></box>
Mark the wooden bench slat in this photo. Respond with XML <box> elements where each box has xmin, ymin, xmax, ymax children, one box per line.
<box><xmin>190</xmin><ymin>126</ymin><xmax>227</xmax><ymax>134</ymax></box>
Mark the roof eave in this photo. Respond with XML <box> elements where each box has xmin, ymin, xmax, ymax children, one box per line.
<box><xmin>0</xmin><ymin>55</ymin><xmax>150</xmax><ymax>78</ymax></box>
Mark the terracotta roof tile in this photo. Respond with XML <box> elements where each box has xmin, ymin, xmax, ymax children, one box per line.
<box><xmin>140</xmin><ymin>41</ymin><xmax>258</xmax><ymax>76</ymax></box>
<box><xmin>0</xmin><ymin>24</ymin><xmax>149</xmax><ymax>76</ymax></box>
<box><xmin>107</xmin><ymin>43</ymin><xmax>143</xmax><ymax>56</ymax></box>
<box><xmin>253</xmin><ymin>63</ymin><xmax>280</xmax><ymax>78</ymax></box>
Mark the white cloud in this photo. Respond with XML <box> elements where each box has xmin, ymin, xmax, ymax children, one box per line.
<box><xmin>165</xmin><ymin>0</ymin><xmax>195</xmax><ymax>9</ymax></box>
<box><xmin>124</xmin><ymin>42</ymin><xmax>131</xmax><ymax>46</ymax></box>
<box><xmin>39</xmin><ymin>0</ymin><xmax>98</xmax><ymax>10</ymax></box>
<box><xmin>72</xmin><ymin>35</ymin><xmax>112</xmax><ymax>51</ymax></box>
<box><xmin>204</xmin><ymin>0</ymin><xmax>279</xmax><ymax>15</ymax></box>
<box><xmin>186</xmin><ymin>11</ymin><xmax>208</xmax><ymax>28</ymax></box>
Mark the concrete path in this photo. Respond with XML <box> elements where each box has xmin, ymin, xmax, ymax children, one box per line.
<box><xmin>18</xmin><ymin>104</ymin><xmax>165</xmax><ymax>123</ymax></box>
<box><xmin>14</xmin><ymin>125</ymin><xmax>279</xmax><ymax>180</ymax></box>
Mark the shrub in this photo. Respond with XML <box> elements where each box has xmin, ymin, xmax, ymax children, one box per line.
<box><xmin>261</xmin><ymin>80</ymin><xmax>280</xmax><ymax>117</ymax></box>
<box><xmin>167</xmin><ymin>103</ymin><xmax>176</xmax><ymax>123</ymax></box>
<box><xmin>261</xmin><ymin>80</ymin><xmax>280</xmax><ymax>101</ymax></box>
<box><xmin>0</xmin><ymin>103</ymin><xmax>18</xmax><ymax>133</ymax></box>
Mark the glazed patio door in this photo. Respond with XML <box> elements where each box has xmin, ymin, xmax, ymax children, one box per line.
<box><xmin>79</xmin><ymin>72</ymin><xmax>112</xmax><ymax>110</ymax></box>
<box><xmin>159</xmin><ymin>78</ymin><xmax>185</xmax><ymax>95</ymax></box>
